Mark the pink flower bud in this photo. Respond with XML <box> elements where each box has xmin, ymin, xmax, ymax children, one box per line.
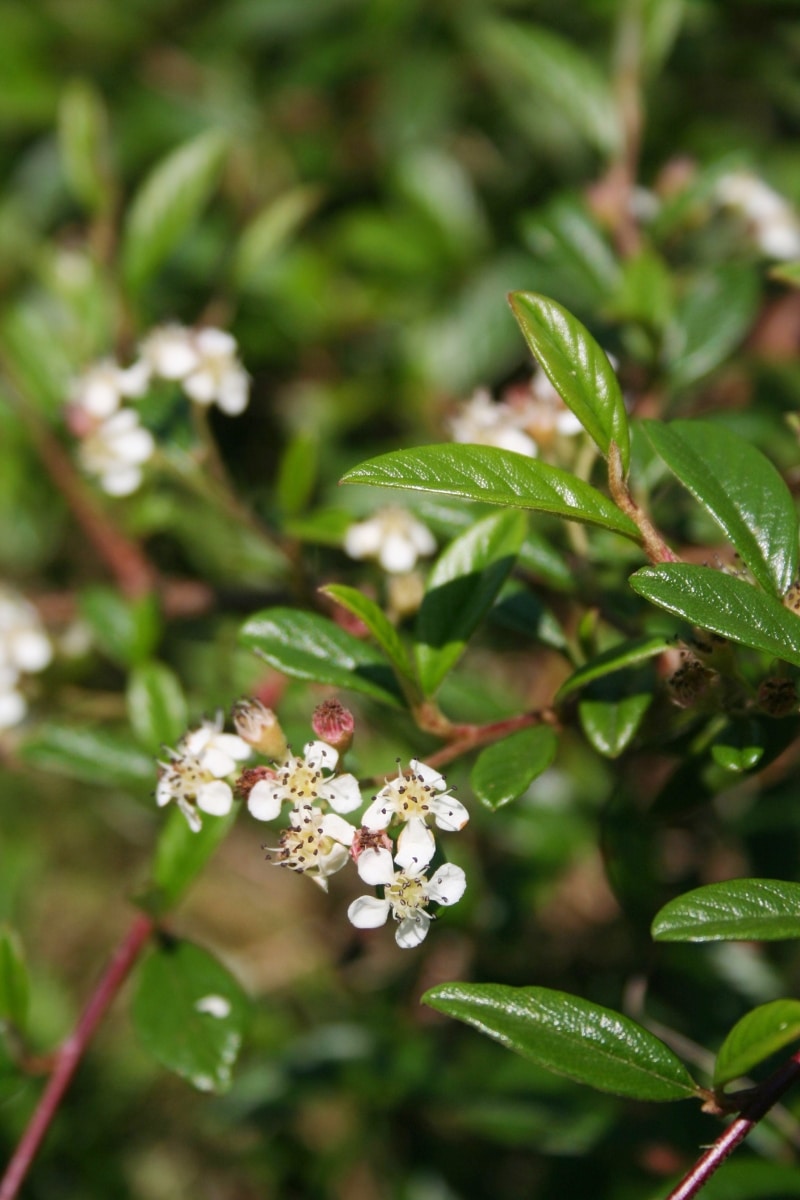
<box><xmin>311</xmin><ymin>698</ymin><xmax>355</xmax><ymax>754</ymax></box>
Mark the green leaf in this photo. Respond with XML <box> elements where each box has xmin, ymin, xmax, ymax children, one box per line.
<box><xmin>123</xmin><ymin>130</ymin><xmax>227</xmax><ymax>289</ymax></box>
<box><xmin>150</xmin><ymin>805</ymin><xmax>238</xmax><ymax>913</ymax></box>
<box><xmin>320</xmin><ymin>584</ymin><xmax>416</xmax><ymax>685</ymax></box>
<box><xmin>652</xmin><ymin>879</ymin><xmax>800</xmax><ymax>942</ymax></box>
<box><xmin>239</xmin><ymin>607</ymin><xmax>403</xmax><ymax>708</ymax></box>
<box><xmin>234</xmin><ymin>185</ymin><xmax>322</xmax><ymax>289</ymax></box>
<box><xmin>665</xmin><ymin>265</ymin><xmax>759</xmax><ymax>389</ymax></box>
<box><xmin>769</xmin><ymin>261</ymin><xmax>800</xmax><ymax>289</ymax></box>
<box><xmin>422</xmin><ymin>983</ymin><xmax>698</xmax><ymax>1101</ymax></box>
<box><xmin>78</xmin><ymin>587</ymin><xmax>161</xmax><ymax>668</ymax></box>
<box><xmin>520</xmin><ymin>196</ymin><xmax>622</xmax><ymax>312</ymax></box>
<box><xmin>509</xmin><ymin>293</ymin><xmax>630</xmax><ymax>472</ymax></box>
<box><xmin>710</xmin><ymin>720</ymin><xmax>764</xmax><ymax>774</ymax></box>
<box><xmin>556</xmin><ymin>636</ymin><xmax>672</xmax><ymax>701</ymax></box>
<box><xmin>643</xmin><ymin>420</ymin><xmax>798</xmax><ymax>595</ymax></box>
<box><xmin>126</xmin><ymin>662</ymin><xmax>188</xmax><ymax>754</ymax></box>
<box><xmin>58</xmin><ymin>79</ymin><xmax>112</xmax><ymax>212</ymax></box>
<box><xmin>415</xmin><ymin>510</ymin><xmax>526</xmax><ymax>695</ymax></box>
<box><xmin>629</xmin><ymin>565</ymin><xmax>800</xmax><ymax>666</ymax></box>
<box><xmin>132</xmin><ymin>939</ymin><xmax>249</xmax><ymax>1093</ymax></box>
<box><xmin>0</xmin><ymin>926</ymin><xmax>29</xmax><ymax>1032</ymax></box>
<box><xmin>471</xmin><ymin>726</ymin><xmax>558</xmax><ymax>810</ymax></box>
<box><xmin>21</xmin><ymin>724</ymin><xmax>154</xmax><ymax>788</ymax></box>
<box><xmin>715</xmin><ymin>1000</ymin><xmax>800</xmax><ymax>1088</ymax></box>
<box><xmin>341</xmin><ymin>445</ymin><xmax>640</xmax><ymax>540</ymax></box>
<box><xmin>578</xmin><ymin>694</ymin><xmax>652</xmax><ymax>759</ymax></box>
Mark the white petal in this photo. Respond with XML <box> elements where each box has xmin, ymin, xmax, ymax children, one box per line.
<box><xmin>10</xmin><ymin>629</ymin><xmax>52</xmax><ymax>673</ymax></box>
<box><xmin>425</xmin><ymin>863</ymin><xmax>467</xmax><ymax>906</ymax></box>
<box><xmin>155</xmin><ymin>777</ymin><xmax>174</xmax><ymax>807</ymax></box>
<box><xmin>317</xmin><ymin>843</ymin><xmax>350</xmax><ymax>877</ymax></box>
<box><xmin>344</xmin><ymin>520</ymin><xmax>383</xmax><ymax>560</ymax></box>
<box><xmin>81</xmin><ymin>375</ymin><xmax>120</xmax><ymax>418</ymax></box>
<box><xmin>395</xmin><ymin>819</ymin><xmax>436</xmax><ymax>870</ymax></box>
<box><xmin>200</xmin><ymin>746</ymin><xmax>237</xmax><ymax>777</ymax></box>
<box><xmin>247</xmin><ymin>779</ymin><xmax>284</xmax><ymax>821</ymax></box>
<box><xmin>395</xmin><ymin>913</ymin><xmax>430</xmax><ymax>949</ymax></box>
<box><xmin>116</xmin><ymin>427</ymin><xmax>155</xmax><ymax>464</ymax></box>
<box><xmin>430</xmin><ymin>795</ymin><xmax>470</xmax><ymax>832</ymax></box>
<box><xmin>409</xmin><ymin>759</ymin><xmax>447</xmax><ymax>791</ymax></box>
<box><xmin>303</xmin><ymin>739</ymin><xmax>339</xmax><ymax>772</ymax></box>
<box><xmin>378</xmin><ymin>533</ymin><xmax>417</xmax><ymax>574</ymax></box>
<box><xmin>195</xmin><ymin>327</ymin><xmax>236</xmax><ymax>356</ymax></box>
<box><xmin>347</xmin><ymin>895</ymin><xmax>391</xmax><ymax>929</ymax></box>
<box><xmin>356</xmin><ymin>847</ymin><xmax>395</xmax><ymax>885</ymax></box>
<box><xmin>361</xmin><ymin>795</ymin><xmax>392</xmax><ymax>830</ymax></box>
<box><xmin>493</xmin><ymin>427</ymin><xmax>538</xmax><ymax>456</ymax></box>
<box><xmin>0</xmin><ymin>689</ymin><xmax>26</xmax><ymax>729</ymax></box>
<box><xmin>197</xmin><ymin>780</ymin><xmax>233</xmax><ymax>816</ymax></box>
<box><xmin>319</xmin><ymin>772</ymin><xmax>361</xmax><ymax>814</ymax></box>
<box><xmin>214</xmin><ymin>732</ymin><xmax>251</xmax><ymax>761</ymax></box>
<box><xmin>216</xmin><ymin>369</ymin><xmax>249</xmax><ymax>415</ymax></box>
<box><xmin>118</xmin><ymin>360</ymin><xmax>151</xmax><ymax>397</ymax></box>
<box><xmin>101</xmin><ymin>467</ymin><xmax>142</xmax><ymax>496</ymax></box>
<box><xmin>178</xmin><ymin>798</ymin><xmax>202</xmax><ymax>832</ymax></box>
<box><xmin>183</xmin><ymin>368</ymin><xmax>216</xmax><ymax>404</ymax></box>
<box><xmin>320</xmin><ymin>813</ymin><xmax>356</xmax><ymax>845</ymax></box>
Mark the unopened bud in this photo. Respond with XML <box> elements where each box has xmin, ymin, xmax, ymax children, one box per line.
<box><xmin>311</xmin><ymin>698</ymin><xmax>355</xmax><ymax>754</ymax></box>
<box><xmin>758</xmin><ymin>676</ymin><xmax>798</xmax><ymax>718</ymax></box>
<box><xmin>232</xmin><ymin>698</ymin><xmax>287</xmax><ymax>760</ymax></box>
<box><xmin>667</xmin><ymin>657</ymin><xmax>714</xmax><ymax>708</ymax></box>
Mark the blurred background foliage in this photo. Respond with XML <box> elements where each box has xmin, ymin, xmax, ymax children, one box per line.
<box><xmin>4</xmin><ymin>1</ymin><xmax>800</xmax><ymax>1197</ymax></box>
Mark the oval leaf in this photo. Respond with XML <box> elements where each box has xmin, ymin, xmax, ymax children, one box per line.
<box><xmin>471</xmin><ymin>725</ymin><xmax>558</xmax><ymax>810</ymax></box>
<box><xmin>556</xmin><ymin>635</ymin><xmax>672</xmax><ymax>701</ymax></box>
<box><xmin>320</xmin><ymin>583</ymin><xmax>416</xmax><ymax>685</ymax></box>
<box><xmin>665</xmin><ymin>264</ymin><xmax>759</xmax><ymax>389</ymax></box>
<box><xmin>715</xmin><ymin>1000</ymin><xmax>800</xmax><ymax>1088</ymax></box>
<box><xmin>78</xmin><ymin>587</ymin><xmax>161</xmax><ymax>668</ymax></box>
<box><xmin>415</xmin><ymin>509</ymin><xmax>526</xmax><ymax>695</ymax></box>
<box><xmin>509</xmin><ymin>292</ymin><xmax>630</xmax><ymax>471</ymax></box>
<box><xmin>0</xmin><ymin>926</ymin><xmax>29</xmax><ymax>1032</ymax></box>
<box><xmin>710</xmin><ymin>719</ymin><xmax>764</xmax><ymax>774</ymax></box>
<box><xmin>21</xmin><ymin>724</ymin><xmax>153</xmax><ymax>787</ymax></box>
<box><xmin>150</xmin><ymin>806</ymin><xmax>238</xmax><ymax>913</ymax></box>
<box><xmin>578</xmin><ymin>693</ymin><xmax>652</xmax><ymax>759</ymax></box>
<box><xmin>630</xmin><ymin>565</ymin><xmax>800</xmax><ymax>667</ymax></box>
<box><xmin>652</xmin><ymin>879</ymin><xmax>800</xmax><ymax>942</ymax></box>
<box><xmin>58</xmin><ymin>78</ymin><xmax>111</xmax><ymax>212</ymax></box>
<box><xmin>132</xmin><ymin>940</ymin><xmax>249</xmax><ymax>1093</ymax></box>
<box><xmin>422</xmin><ymin>983</ymin><xmax>698</xmax><ymax>1101</ymax></box>
<box><xmin>643</xmin><ymin>420</ymin><xmax>798</xmax><ymax>595</ymax></box>
<box><xmin>341</xmin><ymin>445</ymin><xmax>640</xmax><ymax>540</ymax></box>
<box><xmin>127</xmin><ymin>661</ymin><xmax>188</xmax><ymax>753</ymax></box>
<box><xmin>239</xmin><ymin>607</ymin><xmax>402</xmax><ymax>707</ymax></box>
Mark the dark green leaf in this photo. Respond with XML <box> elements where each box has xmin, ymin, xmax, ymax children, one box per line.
<box><xmin>78</xmin><ymin>586</ymin><xmax>161</xmax><ymax>668</ymax></box>
<box><xmin>491</xmin><ymin>582</ymin><xmax>569</xmax><ymax>652</ymax></box>
<box><xmin>341</xmin><ymin>445</ymin><xmax>640</xmax><ymax>540</ymax></box>
<box><xmin>556</xmin><ymin>636</ymin><xmax>671</xmax><ymax>701</ymax></box>
<box><xmin>423</xmin><ymin>983</ymin><xmax>698</xmax><ymax>1101</ymax></box>
<box><xmin>715</xmin><ymin>1000</ymin><xmax>800</xmax><ymax>1088</ymax></box>
<box><xmin>652</xmin><ymin>879</ymin><xmax>800</xmax><ymax>942</ymax></box>
<box><xmin>579</xmin><ymin>694</ymin><xmax>652</xmax><ymax>758</ymax></box>
<box><xmin>471</xmin><ymin>726</ymin><xmax>558</xmax><ymax>810</ymax></box>
<box><xmin>509</xmin><ymin>292</ymin><xmax>630</xmax><ymax>471</ymax></box>
<box><xmin>665</xmin><ymin>265</ymin><xmax>759</xmax><ymax>388</ymax></box>
<box><xmin>643</xmin><ymin>420</ymin><xmax>798</xmax><ymax>595</ymax></box>
<box><xmin>150</xmin><ymin>806</ymin><xmax>238</xmax><ymax>913</ymax></box>
<box><xmin>132</xmin><ymin>939</ymin><xmax>249</xmax><ymax>1092</ymax></box>
<box><xmin>629</xmin><ymin>565</ymin><xmax>800</xmax><ymax>666</ymax></box>
<box><xmin>415</xmin><ymin>510</ymin><xmax>526</xmax><ymax>695</ymax></box>
<box><xmin>21</xmin><ymin>724</ymin><xmax>153</xmax><ymax>787</ymax></box>
<box><xmin>321</xmin><ymin>584</ymin><xmax>416</xmax><ymax>684</ymax></box>
<box><xmin>127</xmin><ymin>662</ymin><xmax>188</xmax><ymax>753</ymax></box>
<box><xmin>239</xmin><ymin>608</ymin><xmax>403</xmax><ymax>707</ymax></box>
<box><xmin>520</xmin><ymin>197</ymin><xmax>622</xmax><ymax>311</ymax></box>
<box><xmin>0</xmin><ymin>926</ymin><xmax>29</xmax><ymax>1031</ymax></box>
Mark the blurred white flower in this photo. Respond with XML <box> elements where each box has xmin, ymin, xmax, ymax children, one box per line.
<box><xmin>69</xmin><ymin>359</ymin><xmax>150</xmax><ymax>420</ymax></box>
<box><xmin>344</xmin><ymin>508</ymin><xmax>436</xmax><ymax>574</ymax></box>
<box><xmin>141</xmin><ymin>324</ymin><xmax>250</xmax><ymax>415</ymax></box>
<box><xmin>362</xmin><ymin>758</ymin><xmax>469</xmax><ymax>871</ymax></box>
<box><xmin>263</xmin><ymin>802</ymin><xmax>356</xmax><ymax>891</ymax></box>
<box><xmin>449</xmin><ymin>388</ymin><xmax>539</xmax><ymax>457</ymax></box>
<box><xmin>348</xmin><ymin>860</ymin><xmax>467</xmax><ymax>949</ymax></box>
<box><xmin>715</xmin><ymin>170</ymin><xmax>800</xmax><ymax>260</ymax></box>
<box><xmin>0</xmin><ymin>587</ymin><xmax>52</xmax><ymax>730</ymax></box>
<box><xmin>247</xmin><ymin>739</ymin><xmax>361</xmax><ymax>821</ymax></box>
<box><xmin>179</xmin><ymin>712</ymin><xmax>252</xmax><ymax>777</ymax></box>
<box><xmin>140</xmin><ymin>324</ymin><xmax>200</xmax><ymax>381</ymax></box>
<box><xmin>78</xmin><ymin>407</ymin><xmax>155</xmax><ymax>496</ymax></box>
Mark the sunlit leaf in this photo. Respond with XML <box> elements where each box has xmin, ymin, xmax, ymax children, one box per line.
<box><xmin>556</xmin><ymin>636</ymin><xmax>672</xmax><ymax>701</ymax></box>
<box><xmin>652</xmin><ymin>880</ymin><xmax>800</xmax><ymax>942</ymax></box>
<box><xmin>127</xmin><ymin>661</ymin><xmax>188</xmax><ymax>754</ymax></box>
<box><xmin>715</xmin><ymin>1000</ymin><xmax>800</xmax><ymax>1088</ymax></box>
<box><xmin>578</xmin><ymin>693</ymin><xmax>652</xmax><ymax>758</ymax></box>
<box><xmin>471</xmin><ymin>725</ymin><xmax>558</xmax><ymax>809</ymax></box>
<box><xmin>321</xmin><ymin>583</ymin><xmax>416</xmax><ymax>684</ymax></box>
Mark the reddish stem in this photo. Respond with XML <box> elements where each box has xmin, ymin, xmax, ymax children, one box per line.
<box><xmin>0</xmin><ymin>911</ymin><xmax>155</xmax><ymax>1200</ymax></box>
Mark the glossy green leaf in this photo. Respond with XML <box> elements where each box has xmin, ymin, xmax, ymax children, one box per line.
<box><xmin>520</xmin><ymin>197</ymin><xmax>622</xmax><ymax>311</ymax></box>
<box><xmin>234</xmin><ymin>185</ymin><xmax>322</xmax><ymax>288</ymax></box>
<box><xmin>710</xmin><ymin>720</ymin><xmax>764</xmax><ymax>774</ymax></box>
<box><xmin>0</xmin><ymin>926</ymin><xmax>29</xmax><ymax>1031</ymax></box>
<box><xmin>471</xmin><ymin>726</ymin><xmax>558</xmax><ymax>810</ymax></box>
<box><xmin>415</xmin><ymin>510</ymin><xmax>526</xmax><ymax>695</ymax></box>
<box><xmin>132</xmin><ymin>940</ymin><xmax>248</xmax><ymax>1093</ymax></box>
<box><xmin>422</xmin><ymin>983</ymin><xmax>698</xmax><ymax>1101</ymax></box>
<box><xmin>715</xmin><ymin>1000</ymin><xmax>800</xmax><ymax>1088</ymax></box>
<box><xmin>652</xmin><ymin>879</ymin><xmax>800</xmax><ymax>942</ymax></box>
<box><xmin>643</xmin><ymin>420</ymin><xmax>798</xmax><ymax>595</ymax></box>
<box><xmin>665</xmin><ymin>264</ymin><xmax>759</xmax><ymax>388</ymax></box>
<box><xmin>126</xmin><ymin>662</ymin><xmax>188</xmax><ymax>754</ymax></box>
<box><xmin>491</xmin><ymin>582</ymin><xmax>569</xmax><ymax>652</ymax></box>
<box><xmin>123</xmin><ymin>130</ymin><xmax>227</xmax><ymax>289</ymax></box>
<box><xmin>509</xmin><ymin>293</ymin><xmax>630</xmax><ymax>471</ymax></box>
<box><xmin>239</xmin><ymin>607</ymin><xmax>402</xmax><ymax>707</ymax></box>
<box><xmin>556</xmin><ymin>636</ymin><xmax>672</xmax><ymax>701</ymax></box>
<box><xmin>321</xmin><ymin>583</ymin><xmax>416</xmax><ymax>684</ymax></box>
<box><xmin>21</xmin><ymin>724</ymin><xmax>153</xmax><ymax>787</ymax></box>
<box><xmin>341</xmin><ymin>445</ymin><xmax>640</xmax><ymax>540</ymax></box>
<box><xmin>578</xmin><ymin>694</ymin><xmax>652</xmax><ymax>759</ymax></box>
<box><xmin>58</xmin><ymin>79</ymin><xmax>111</xmax><ymax>212</ymax></box>
<box><xmin>629</xmin><ymin>565</ymin><xmax>800</xmax><ymax>666</ymax></box>
<box><xmin>78</xmin><ymin>586</ymin><xmax>161</xmax><ymax>668</ymax></box>
<box><xmin>150</xmin><ymin>805</ymin><xmax>238</xmax><ymax>913</ymax></box>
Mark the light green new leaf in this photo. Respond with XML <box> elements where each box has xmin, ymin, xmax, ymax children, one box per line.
<box><xmin>151</xmin><ymin>806</ymin><xmax>238</xmax><ymax>913</ymax></box>
<box><xmin>0</xmin><ymin>926</ymin><xmax>29</xmax><ymax>1032</ymax></box>
<box><xmin>665</xmin><ymin>264</ymin><xmax>759</xmax><ymax>389</ymax></box>
<box><xmin>127</xmin><ymin>661</ymin><xmax>188</xmax><ymax>754</ymax></box>
<box><xmin>629</xmin><ymin>565</ymin><xmax>800</xmax><ymax>666</ymax></box>
<box><xmin>509</xmin><ymin>293</ymin><xmax>630</xmax><ymax>472</ymax></box>
<box><xmin>556</xmin><ymin>635</ymin><xmax>672</xmax><ymax>701</ymax></box>
<box><xmin>415</xmin><ymin>510</ymin><xmax>526</xmax><ymax>695</ymax></box>
<box><xmin>652</xmin><ymin>879</ymin><xmax>800</xmax><ymax>942</ymax></box>
<box><xmin>78</xmin><ymin>586</ymin><xmax>161</xmax><ymax>668</ymax></box>
<box><xmin>123</xmin><ymin>130</ymin><xmax>227</xmax><ymax>289</ymax></box>
<box><xmin>341</xmin><ymin>445</ymin><xmax>640</xmax><ymax>540</ymax></box>
<box><xmin>234</xmin><ymin>185</ymin><xmax>322</xmax><ymax>289</ymax></box>
<box><xmin>21</xmin><ymin>724</ymin><xmax>153</xmax><ymax>787</ymax></box>
<box><xmin>471</xmin><ymin>726</ymin><xmax>558</xmax><ymax>810</ymax></box>
<box><xmin>710</xmin><ymin>720</ymin><xmax>764</xmax><ymax>774</ymax></box>
<box><xmin>133</xmin><ymin>940</ymin><xmax>249</xmax><ymax>1093</ymax></box>
<box><xmin>321</xmin><ymin>584</ymin><xmax>416</xmax><ymax>684</ymax></box>
<box><xmin>240</xmin><ymin>607</ymin><xmax>402</xmax><ymax>707</ymax></box>
<box><xmin>715</xmin><ymin>1000</ymin><xmax>800</xmax><ymax>1088</ymax></box>
<box><xmin>423</xmin><ymin>983</ymin><xmax>698</xmax><ymax>1101</ymax></box>
<box><xmin>58</xmin><ymin>79</ymin><xmax>112</xmax><ymax>212</ymax></box>
<box><xmin>579</xmin><ymin>694</ymin><xmax>652</xmax><ymax>759</ymax></box>
<box><xmin>643</xmin><ymin>420</ymin><xmax>798</xmax><ymax>595</ymax></box>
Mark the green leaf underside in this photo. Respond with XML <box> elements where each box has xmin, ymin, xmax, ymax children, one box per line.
<box><xmin>629</xmin><ymin>565</ymin><xmax>800</xmax><ymax>667</ymax></box>
<box><xmin>20</xmin><ymin>724</ymin><xmax>153</xmax><ymax>787</ymax></box>
<box><xmin>151</xmin><ymin>806</ymin><xmax>238</xmax><ymax>913</ymax></box>
<box><xmin>509</xmin><ymin>292</ymin><xmax>630</xmax><ymax>471</ymax></box>
<box><xmin>320</xmin><ymin>584</ymin><xmax>415</xmax><ymax>682</ymax></box>
<box><xmin>422</xmin><ymin>983</ymin><xmax>697</xmax><ymax>1101</ymax></box>
<box><xmin>239</xmin><ymin>608</ymin><xmax>402</xmax><ymax>707</ymax></box>
<box><xmin>127</xmin><ymin>661</ymin><xmax>188</xmax><ymax>753</ymax></box>
<box><xmin>714</xmin><ymin>1000</ymin><xmax>800</xmax><ymax>1088</ymax></box>
<box><xmin>341</xmin><ymin>445</ymin><xmax>640</xmax><ymax>540</ymax></box>
<box><xmin>556</xmin><ymin>635</ymin><xmax>672</xmax><ymax>701</ymax></box>
<box><xmin>415</xmin><ymin>509</ymin><xmax>526</xmax><ymax>695</ymax></box>
<box><xmin>578</xmin><ymin>694</ymin><xmax>652</xmax><ymax>758</ymax></box>
<box><xmin>643</xmin><ymin>420</ymin><xmax>798</xmax><ymax>595</ymax></box>
<box><xmin>652</xmin><ymin>880</ymin><xmax>800</xmax><ymax>942</ymax></box>
<box><xmin>471</xmin><ymin>725</ymin><xmax>558</xmax><ymax>809</ymax></box>
<box><xmin>132</xmin><ymin>940</ymin><xmax>248</xmax><ymax>1093</ymax></box>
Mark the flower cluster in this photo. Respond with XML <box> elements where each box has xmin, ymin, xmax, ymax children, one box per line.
<box><xmin>448</xmin><ymin>365</ymin><xmax>583</xmax><ymax>459</ymax></box>
<box><xmin>155</xmin><ymin>699</ymin><xmax>468</xmax><ymax>948</ymax></box>
<box><xmin>714</xmin><ymin>169</ymin><xmax>800</xmax><ymax>261</ymax></box>
<box><xmin>0</xmin><ymin>586</ymin><xmax>52</xmax><ymax>730</ymax></box>
<box><xmin>68</xmin><ymin>323</ymin><xmax>250</xmax><ymax>496</ymax></box>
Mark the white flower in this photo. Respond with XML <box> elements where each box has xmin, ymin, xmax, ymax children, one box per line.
<box><xmin>0</xmin><ymin>587</ymin><xmax>52</xmax><ymax>731</ymax></box>
<box><xmin>179</xmin><ymin>712</ymin><xmax>252</xmax><ymax>777</ymax></box>
<box><xmin>156</xmin><ymin>715</ymin><xmax>249</xmax><ymax>831</ymax></box>
<box><xmin>247</xmin><ymin>740</ymin><xmax>361</xmax><ymax>821</ymax></box>
<box><xmin>69</xmin><ymin>359</ymin><xmax>150</xmax><ymax>420</ymax></box>
<box><xmin>78</xmin><ymin>408</ymin><xmax>155</xmax><ymax>496</ymax></box>
<box><xmin>140</xmin><ymin>324</ymin><xmax>250</xmax><ymax>415</ymax></box>
<box><xmin>348</xmin><ymin>861</ymin><xmax>467</xmax><ymax>949</ymax></box>
<box><xmin>715</xmin><ymin>170</ymin><xmax>800</xmax><ymax>260</ymax></box>
<box><xmin>449</xmin><ymin>388</ymin><xmax>539</xmax><ymax>457</ymax></box>
<box><xmin>263</xmin><ymin>802</ymin><xmax>356</xmax><ymax>891</ymax></box>
<box><xmin>344</xmin><ymin>508</ymin><xmax>436</xmax><ymax>574</ymax></box>
<box><xmin>362</xmin><ymin>759</ymin><xmax>469</xmax><ymax>869</ymax></box>
<box><xmin>140</xmin><ymin>324</ymin><xmax>200</xmax><ymax>381</ymax></box>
